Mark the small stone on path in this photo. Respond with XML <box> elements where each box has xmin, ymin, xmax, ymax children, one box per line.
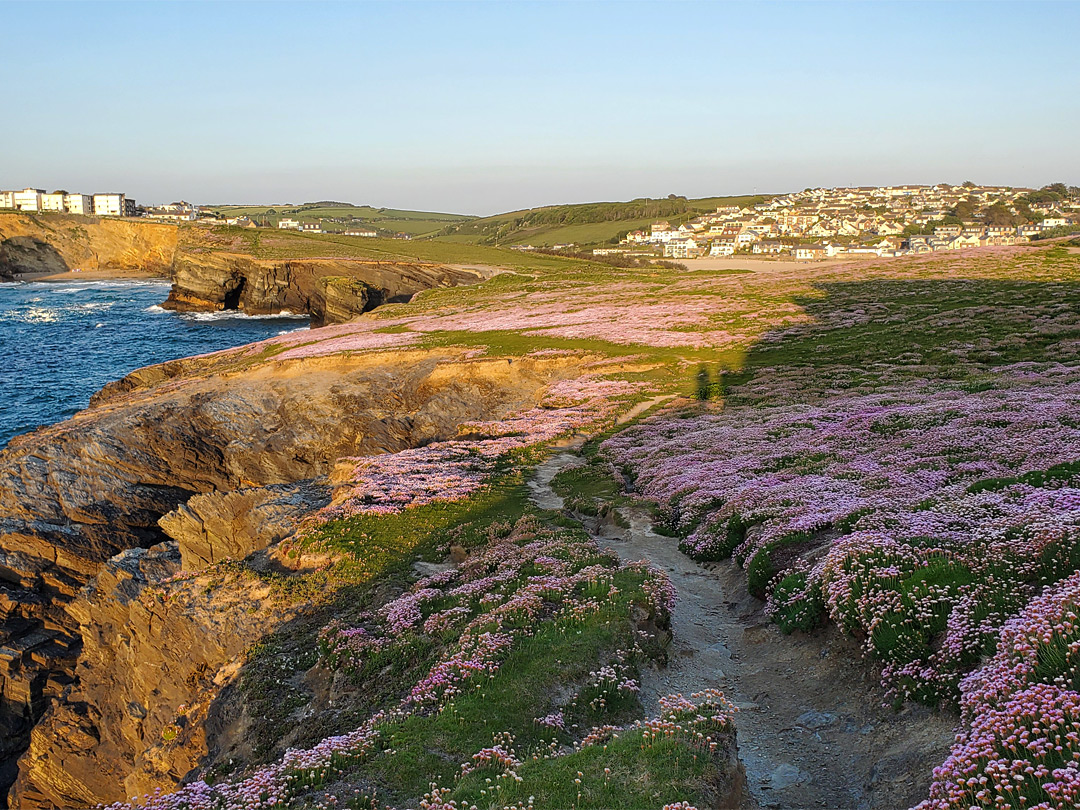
<box><xmin>796</xmin><ymin>710</ymin><xmax>838</xmax><ymax>729</ymax></box>
<box><xmin>770</xmin><ymin>763</ymin><xmax>808</xmax><ymax>789</ymax></box>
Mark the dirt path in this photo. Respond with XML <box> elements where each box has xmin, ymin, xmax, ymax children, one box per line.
<box><xmin>530</xmin><ymin>450</ymin><xmax>956</xmax><ymax>810</ymax></box>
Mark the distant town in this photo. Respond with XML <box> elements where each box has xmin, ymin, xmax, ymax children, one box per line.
<box><xmin>3</xmin><ymin>182</ymin><xmax>1078</xmax><ymax>260</ymax></box>
<box><xmin>606</xmin><ymin>183</ymin><xmax>1080</xmax><ymax>260</ymax></box>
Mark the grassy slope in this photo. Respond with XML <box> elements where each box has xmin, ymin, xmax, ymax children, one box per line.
<box><xmin>234</xmin><ymin>463</ymin><xmax>733</xmax><ymax>809</ymax></box>
<box><xmin>428</xmin><ymin>194</ymin><xmax>771</xmax><ymax>247</ymax></box>
<box><xmin>724</xmin><ymin>245</ymin><xmax>1080</xmax><ymax>397</ymax></box>
<box><xmin>179</xmin><ymin>223</ymin><xmax>587</xmax><ymax>270</ymax></box>
<box><xmin>203</xmin><ymin>203</ymin><xmax>476</xmax><ymax>237</ymax></box>
<box><xmin>201</xmin><ymin>191</ymin><xmax>777</xmax><ymax>246</ymax></box>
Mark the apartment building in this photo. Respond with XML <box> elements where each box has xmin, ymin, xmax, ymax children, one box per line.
<box><xmin>41</xmin><ymin>192</ymin><xmax>66</xmax><ymax>212</ymax></box>
<box><xmin>13</xmin><ymin>188</ymin><xmax>44</xmax><ymax>212</ymax></box>
<box><xmin>64</xmin><ymin>194</ymin><xmax>93</xmax><ymax>215</ymax></box>
<box><xmin>92</xmin><ymin>193</ymin><xmax>135</xmax><ymax>217</ymax></box>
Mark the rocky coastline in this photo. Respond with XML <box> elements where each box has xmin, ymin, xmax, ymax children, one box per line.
<box><xmin>0</xmin><ymin>213</ymin><xmax>485</xmax><ymax>326</ymax></box>
<box><xmin>162</xmin><ymin>251</ymin><xmax>484</xmax><ymax>326</ymax></box>
<box><xmin>0</xmin><ymin>214</ymin><xmax>504</xmax><ymax>805</ymax></box>
<box><xmin>0</xmin><ymin>340</ymin><xmax>590</xmax><ymax>806</ymax></box>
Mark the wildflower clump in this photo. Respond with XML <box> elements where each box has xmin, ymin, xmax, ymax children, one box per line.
<box><xmin>918</xmin><ymin>572</ymin><xmax>1080</xmax><ymax>809</ymax></box>
<box><xmin>316</xmin><ymin>376</ymin><xmax>643</xmax><ymax>521</ymax></box>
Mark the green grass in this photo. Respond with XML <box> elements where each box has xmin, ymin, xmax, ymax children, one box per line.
<box><xmin>364</xmin><ymin>570</ymin><xmax>651</xmax><ymax>800</ymax></box>
<box><xmin>203</xmin><ymin>203</ymin><xmax>475</xmax><ymax>238</ymax></box>
<box><xmin>484</xmin><ymin>731</ymin><xmax>727</xmax><ymax>809</ymax></box>
<box><xmin>184</xmin><ymin>223</ymin><xmax>587</xmax><ymax>271</ymax></box>
<box><xmin>237</xmin><ymin>471</ymin><xmax>535</xmax><ymax>763</ymax></box>
<box><xmin>230</xmin><ymin>454</ymin><xmax>735</xmax><ymax>808</ymax></box>
<box><xmin>722</xmin><ymin>272</ymin><xmax>1080</xmax><ymax>403</ymax></box>
<box><xmin>551</xmin><ymin>458</ymin><xmax>629</xmax><ymax>519</ymax></box>
<box><xmin>438</xmin><ymin>194</ymin><xmax>770</xmax><ymax>247</ymax></box>
<box><xmin>300</xmin><ymin>464</ymin><xmax>535</xmax><ymax>577</ymax></box>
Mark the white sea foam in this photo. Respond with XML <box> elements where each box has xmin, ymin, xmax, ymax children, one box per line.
<box><xmin>180</xmin><ymin>310</ymin><xmax>309</xmax><ymax>322</ymax></box>
<box><xmin>3</xmin><ymin>307</ymin><xmax>61</xmax><ymax>324</ymax></box>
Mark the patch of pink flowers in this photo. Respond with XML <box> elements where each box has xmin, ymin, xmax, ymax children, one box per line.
<box><xmin>918</xmin><ymin>572</ymin><xmax>1080</xmax><ymax>809</ymax></box>
<box><xmin>319</xmin><ymin>377</ymin><xmax>643</xmax><ymax>521</ymax></box>
<box><xmin>105</xmin><ymin>513</ymin><xmax>678</xmax><ymax>810</ymax></box>
<box><xmin>605</xmin><ymin>365</ymin><xmax>1080</xmax><ymax>704</ymax></box>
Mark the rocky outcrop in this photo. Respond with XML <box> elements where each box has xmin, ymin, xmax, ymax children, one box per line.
<box><xmin>0</xmin><ymin>349</ymin><xmax>590</xmax><ymax>805</ymax></box>
<box><xmin>0</xmin><ymin>237</ymin><xmax>68</xmax><ymax>278</ymax></box>
<box><xmin>0</xmin><ymin>213</ymin><xmax>178</xmax><ymax>279</ymax></box>
<box><xmin>310</xmin><ymin>276</ymin><xmax>376</xmax><ymax>328</ymax></box>
<box><xmin>159</xmin><ymin>482</ymin><xmax>328</xmax><ymax>571</ymax></box>
<box><xmin>0</xmin><ymin>215</ymin><xmax>479</xmax><ymax>328</ymax></box>
<box><xmin>9</xmin><ymin>543</ymin><xmax>293</xmax><ymax>808</ymax></box>
<box><xmin>163</xmin><ymin>252</ymin><xmax>482</xmax><ymax>325</ymax></box>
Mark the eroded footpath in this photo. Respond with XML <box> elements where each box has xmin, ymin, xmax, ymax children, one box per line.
<box><xmin>530</xmin><ymin>448</ymin><xmax>956</xmax><ymax>810</ymax></box>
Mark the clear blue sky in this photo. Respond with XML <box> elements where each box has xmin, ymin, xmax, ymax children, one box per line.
<box><xmin>2</xmin><ymin>1</ymin><xmax>1078</xmax><ymax>214</ymax></box>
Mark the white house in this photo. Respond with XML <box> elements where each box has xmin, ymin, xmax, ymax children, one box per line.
<box><xmin>64</xmin><ymin>194</ymin><xmax>93</xmax><ymax>215</ymax></box>
<box><xmin>665</xmin><ymin>237</ymin><xmax>702</xmax><ymax>259</ymax></box>
<box><xmin>41</xmin><ymin>192</ymin><xmax>66</xmax><ymax>212</ymax></box>
<box><xmin>649</xmin><ymin>221</ymin><xmax>675</xmax><ymax>243</ymax></box>
<box><xmin>14</xmin><ymin>188</ymin><xmax>45</xmax><ymax>212</ymax></box>
<box><xmin>278</xmin><ymin>218</ymin><xmax>301</xmax><ymax>230</ymax></box>
<box><xmin>794</xmin><ymin>244</ymin><xmax>828</xmax><ymax>261</ymax></box>
<box><xmin>147</xmin><ymin>207</ymin><xmax>196</xmax><ymax>221</ymax></box>
<box><xmin>947</xmin><ymin>234</ymin><xmax>982</xmax><ymax>250</ymax></box>
<box><xmin>752</xmin><ymin>241</ymin><xmax>787</xmax><ymax>255</ymax></box>
<box><xmin>93</xmin><ymin>193</ymin><xmax>129</xmax><ymax>217</ymax></box>
<box><xmin>0</xmin><ymin>191</ymin><xmax>14</xmax><ymax>209</ymax></box>
<box><xmin>709</xmin><ymin>238</ymin><xmax>736</xmax><ymax>257</ymax></box>
<box><xmin>874</xmin><ymin>221</ymin><xmax>904</xmax><ymax>236</ymax></box>
<box><xmin>344</xmin><ymin>228</ymin><xmax>378</xmax><ymax>237</ymax></box>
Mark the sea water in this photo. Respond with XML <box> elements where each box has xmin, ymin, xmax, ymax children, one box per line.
<box><xmin>0</xmin><ymin>279</ymin><xmax>309</xmax><ymax>447</ymax></box>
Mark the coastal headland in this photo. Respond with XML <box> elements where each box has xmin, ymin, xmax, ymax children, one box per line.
<box><xmin>0</xmin><ymin>213</ymin><xmax>488</xmax><ymax>326</ymax></box>
<box><xmin>0</xmin><ymin>214</ymin><xmax>1079</xmax><ymax>809</ymax></box>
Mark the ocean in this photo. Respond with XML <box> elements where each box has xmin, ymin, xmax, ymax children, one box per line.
<box><xmin>0</xmin><ymin>279</ymin><xmax>309</xmax><ymax>447</ymax></box>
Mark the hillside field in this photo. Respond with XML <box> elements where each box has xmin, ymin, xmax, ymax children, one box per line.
<box><xmin>437</xmin><ymin>194</ymin><xmax>770</xmax><ymax>247</ymax></box>
<box><xmin>203</xmin><ymin>202</ymin><xmax>476</xmax><ymax>237</ymax></box>
<box><xmin>202</xmin><ymin>193</ymin><xmax>772</xmax><ymax>248</ymax></box>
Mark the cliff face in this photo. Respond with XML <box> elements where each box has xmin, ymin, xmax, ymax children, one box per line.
<box><xmin>0</xmin><ymin>348</ymin><xmax>590</xmax><ymax>807</ymax></box>
<box><xmin>0</xmin><ymin>214</ymin><xmax>482</xmax><ymax>325</ymax></box>
<box><xmin>163</xmin><ymin>251</ymin><xmax>483</xmax><ymax>326</ymax></box>
<box><xmin>9</xmin><ymin>543</ymin><xmax>293</xmax><ymax>809</ymax></box>
<box><xmin>0</xmin><ymin>213</ymin><xmax>178</xmax><ymax>279</ymax></box>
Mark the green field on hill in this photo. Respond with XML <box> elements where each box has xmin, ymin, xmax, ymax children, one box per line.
<box><xmin>203</xmin><ymin>194</ymin><xmax>772</xmax><ymax>248</ymax></box>
<box><xmin>183</xmin><ymin>223</ymin><xmax>586</xmax><ymax>271</ymax></box>
<box><xmin>438</xmin><ymin>194</ymin><xmax>770</xmax><ymax>247</ymax></box>
<box><xmin>203</xmin><ymin>202</ymin><xmax>475</xmax><ymax>237</ymax></box>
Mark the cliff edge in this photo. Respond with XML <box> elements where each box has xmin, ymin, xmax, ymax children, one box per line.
<box><xmin>0</xmin><ymin>213</ymin><xmax>178</xmax><ymax>280</ymax></box>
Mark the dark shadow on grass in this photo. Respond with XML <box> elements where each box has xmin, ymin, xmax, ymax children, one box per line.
<box><xmin>720</xmin><ymin>277</ymin><xmax>1080</xmax><ymax>400</ymax></box>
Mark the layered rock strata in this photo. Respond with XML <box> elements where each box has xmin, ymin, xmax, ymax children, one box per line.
<box><xmin>163</xmin><ymin>252</ymin><xmax>482</xmax><ymax>325</ymax></box>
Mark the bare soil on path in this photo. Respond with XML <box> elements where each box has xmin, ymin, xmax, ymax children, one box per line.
<box><xmin>529</xmin><ymin>449</ymin><xmax>956</xmax><ymax>810</ymax></box>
